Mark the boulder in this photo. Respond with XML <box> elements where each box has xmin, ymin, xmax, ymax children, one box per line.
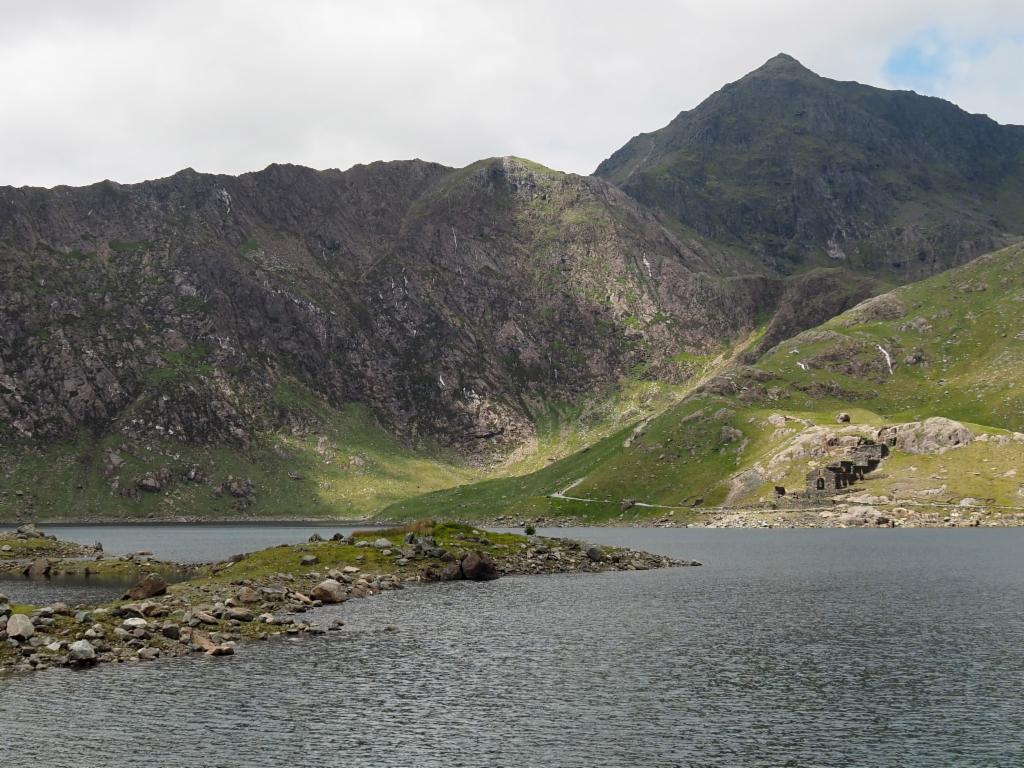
<box><xmin>236</xmin><ymin>586</ymin><xmax>261</xmax><ymax>603</ymax></box>
<box><xmin>16</xmin><ymin>523</ymin><xmax>44</xmax><ymax>538</ymax></box>
<box><xmin>6</xmin><ymin>613</ymin><xmax>35</xmax><ymax>640</ymax></box>
<box><xmin>124</xmin><ymin>573</ymin><xmax>168</xmax><ymax>600</ymax></box>
<box><xmin>23</xmin><ymin>558</ymin><xmax>51</xmax><ymax>578</ymax></box>
<box><xmin>137</xmin><ymin>474</ymin><xmax>163</xmax><ymax>493</ymax></box>
<box><xmin>373</xmin><ymin>538</ymin><xmax>392</xmax><ymax>549</ymax></box>
<box><xmin>299</xmin><ymin>554</ymin><xmax>319</xmax><ymax>566</ymax></box>
<box><xmin>225</xmin><ymin>608</ymin><xmax>254</xmax><ymax>622</ymax></box>
<box><xmin>191</xmin><ymin>631</ymin><xmax>234</xmax><ymax>656</ymax></box>
<box><xmin>68</xmin><ymin>639</ymin><xmax>97</xmax><ymax>664</ymax></box>
<box><xmin>836</xmin><ymin>412</ymin><xmax>851</xmax><ymax>423</ymax></box>
<box><xmin>440</xmin><ymin>561</ymin><xmax>464</xmax><ymax>581</ymax></box>
<box><xmin>585</xmin><ymin>546</ymin><xmax>605</xmax><ymax>562</ymax></box>
<box><xmin>122</xmin><ymin>617</ymin><xmax>148</xmax><ymax>630</ymax></box>
<box><xmin>310</xmin><ymin>579</ymin><xmax>348</xmax><ymax>604</ymax></box>
<box><xmin>460</xmin><ymin>551</ymin><xmax>499</xmax><ymax>581</ymax></box>
<box><xmin>137</xmin><ymin>647</ymin><xmax>161</xmax><ymax>661</ymax></box>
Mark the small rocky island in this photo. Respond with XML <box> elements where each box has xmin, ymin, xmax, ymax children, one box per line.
<box><xmin>0</xmin><ymin>521</ymin><xmax>696</xmax><ymax>673</ymax></box>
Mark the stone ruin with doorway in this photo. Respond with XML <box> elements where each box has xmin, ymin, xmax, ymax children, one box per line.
<box><xmin>775</xmin><ymin>437</ymin><xmax>889</xmax><ymax>501</ymax></box>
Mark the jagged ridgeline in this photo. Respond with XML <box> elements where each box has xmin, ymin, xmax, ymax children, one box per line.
<box><xmin>0</xmin><ymin>157</ymin><xmax>785</xmax><ymax>519</ymax></box>
<box><xmin>2</xmin><ymin>54</ymin><xmax>1023</xmax><ymax>521</ymax></box>
<box><xmin>595</xmin><ymin>53</ymin><xmax>1024</xmax><ymax>280</ymax></box>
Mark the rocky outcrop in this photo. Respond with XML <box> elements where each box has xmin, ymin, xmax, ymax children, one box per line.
<box><xmin>877</xmin><ymin>418</ymin><xmax>974</xmax><ymax>455</ymax></box>
<box><xmin>459</xmin><ymin>551</ymin><xmax>499</xmax><ymax>581</ymax></box>
<box><xmin>0</xmin><ymin>157</ymin><xmax>784</xmax><ymax>469</ymax></box>
<box><xmin>0</xmin><ymin>527</ymin><xmax>694</xmax><ymax>674</ymax></box>
<box><xmin>124</xmin><ymin>573</ymin><xmax>168</xmax><ymax>600</ymax></box>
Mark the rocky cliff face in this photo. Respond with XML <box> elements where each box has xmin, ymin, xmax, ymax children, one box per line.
<box><xmin>0</xmin><ymin>157</ymin><xmax>778</xmax><ymax>458</ymax></box>
<box><xmin>595</xmin><ymin>54</ymin><xmax>1024</xmax><ymax>278</ymax></box>
<box><xmin>7</xmin><ymin>56</ymin><xmax>1024</xmax><ymax>520</ymax></box>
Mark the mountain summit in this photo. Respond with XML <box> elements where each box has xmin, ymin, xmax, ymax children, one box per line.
<box><xmin>2</xmin><ymin>57</ymin><xmax>1023</xmax><ymax>521</ymax></box>
<box><xmin>595</xmin><ymin>54</ymin><xmax>1024</xmax><ymax>278</ymax></box>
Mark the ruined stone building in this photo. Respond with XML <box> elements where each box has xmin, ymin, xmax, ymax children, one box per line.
<box><xmin>777</xmin><ymin>439</ymin><xmax>889</xmax><ymax>498</ymax></box>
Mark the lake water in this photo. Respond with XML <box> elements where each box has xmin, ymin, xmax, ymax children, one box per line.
<box><xmin>39</xmin><ymin>522</ymin><xmax>367</xmax><ymax>563</ymax></box>
<box><xmin>2</xmin><ymin>527</ymin><xmax>1023</xmax><ymax>767</ymax></box>
<box><xmin>0</xmin><ymin>523</ymin><xmax>365</xmax><ymax>605</ymax></box>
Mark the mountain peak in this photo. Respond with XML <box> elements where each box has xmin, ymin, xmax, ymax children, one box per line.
<box><xmin>750</xmin><ymin>52</ymin><xmax>815</xmax><ymax>77</ymax></box>
<box><xmin>595</xmin><ymin>53</ymin><xmax>1024</xmax><ymax>278</ymax></box>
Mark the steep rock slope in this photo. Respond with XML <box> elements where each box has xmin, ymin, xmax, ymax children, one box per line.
<box><xmin>385</xmin><ymin>244</ymin><xmax>1024</xmax><ymax>522</ymax></box>
<box><xmin>0</xmin><ymin>157</ymin><xmax>777</xmax><ymax>452</ymax></box>
<box><xmin>596</xmin><ymin>54</ymin><xmax>1024</xmax><ymax>278</ymax></box>
<box><xmin>0</xmin><ymin>157</ymin><xmax>781</xmax><ymax>519</ymax></box>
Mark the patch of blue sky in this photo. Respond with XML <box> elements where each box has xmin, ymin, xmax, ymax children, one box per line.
<box><xmin>885</xmin><ymin>28</ymin><xmax>1024</xmax><ymax>94</ymax></box>
<box><xmin>885</xmin><ymin>29</ymin><xmax>953</xmax><ymax>91</ymax></box>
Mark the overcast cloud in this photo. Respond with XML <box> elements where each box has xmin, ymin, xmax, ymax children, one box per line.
<box><xmin>3</xmin><ymin>0</ymin><xmax>1023</xmax><ymax>188</ymax></box>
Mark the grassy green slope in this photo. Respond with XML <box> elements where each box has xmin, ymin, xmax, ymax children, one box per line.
<box><xmin>0</xmin><ymin>399</ymin><xmax>477</xmax><ymax>522</ymax></box>
<box><xmin>382</xmin><ymin>244</ymin><xmax>1024</xmax><ymax>521</ymax></box>
<box><xmin>0</xmin><ymin>369</ymin><xmax>693</xmax><ymax>522</ymax></box>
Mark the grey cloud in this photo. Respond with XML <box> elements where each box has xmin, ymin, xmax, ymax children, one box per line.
<box><xmin>1</xmin><ymin>0</ymin><xmax>1022</xmax><ymax>187</ymax></box>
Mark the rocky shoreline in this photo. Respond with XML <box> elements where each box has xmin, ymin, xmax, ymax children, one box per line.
<box><xmin>484</xmin><ymin>503</ymin><xmax>1024</xmax><ymax>530</ymax></box>
<box><xmin>0</xmin><ymin>521</ymin><xmax>697</xmax><ymax>674</ymax></box>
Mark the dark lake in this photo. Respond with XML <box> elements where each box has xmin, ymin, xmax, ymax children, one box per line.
<box><xmin>2</xmin><ymin>527</ymin><xmax>1022</xmax><ymax>767</ymax></box>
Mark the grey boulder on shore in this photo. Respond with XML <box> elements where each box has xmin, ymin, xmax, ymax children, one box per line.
<box><xmin>310</xmin><ymin>579</ymin><xmax>348</xmax><ymax>604</ymax></box>
<box><xmin>6</xmin><ymin>613</ymin><xmax>35</xmax><ymax>640</ymax></box>
<box><xmin>68</xmin><ymin>639</ymin><xmax>97</xmax><ymax>664</ymax></box>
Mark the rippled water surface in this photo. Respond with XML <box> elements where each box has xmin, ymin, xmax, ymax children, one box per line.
<box><xmin>3</xmin><ymin>527</ymin><xmax>1023</xmax><ymax>767</ymax></box>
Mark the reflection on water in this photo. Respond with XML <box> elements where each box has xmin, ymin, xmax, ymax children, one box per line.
<box><xmin>0</xmin><ymin>572</ymin><xmax>140</xmax><ymax>606</ymax></box>
<box><xmin>0</xmin><ymin>565</ymin><xmax>195</xmax><ymax>606</ymax></box>
<box><xmin>1</xmin><ymin>528</ymin><xmax>1022</xmax><ymax>767</ymax></box>
<box><xmin>39</xmin><ymin>523</ymin><xmax>370</xmax><ymax>563</ymax></box>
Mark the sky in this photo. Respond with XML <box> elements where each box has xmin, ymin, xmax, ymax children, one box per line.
<box><xmin>2</xmin><ymin>0</ymin><xmax>1024</xmax><ymax>188</ymax></box>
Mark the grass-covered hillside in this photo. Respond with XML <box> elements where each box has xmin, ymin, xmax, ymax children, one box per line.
<box><xmin>0</xmin><ymin>364</ymin><xmax>691</xmax><ymax>522</ymax></box>
<box><xmin>0</xmin><ymin>399</ymin><xmax>474</xmax><ymax>522</ymax></box>
<box><xmin>383</xmin><ymin>244</ymin><xmax>1024</xmax><ymax>522</ymax></box>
